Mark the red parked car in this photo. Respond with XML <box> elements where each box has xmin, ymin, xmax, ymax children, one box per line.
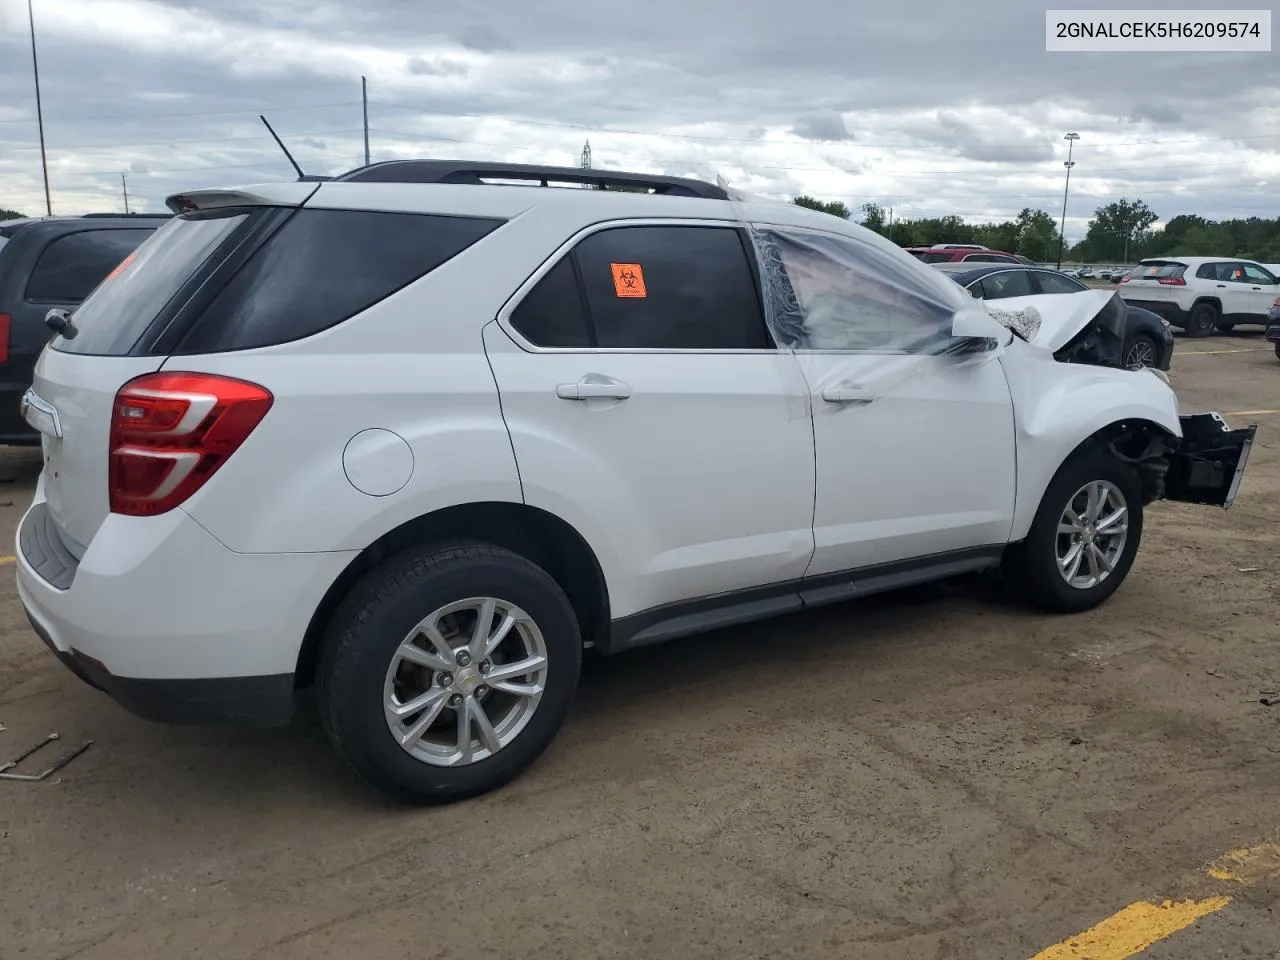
<box><xmin>904</xmin><ymin>243</ymin><xmax>1031</xmax><ymax>265</ymax></box>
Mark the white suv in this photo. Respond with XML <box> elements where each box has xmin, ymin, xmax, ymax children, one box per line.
<box><xmin>1118</xmin><ymin>256</ymin><xmax>1280</xmax><ymax>336</ymax></box>
<box><xmin>15</xmin><ymin>161</ymin><xmax>1256</xmax><ymax>803</ymax></box>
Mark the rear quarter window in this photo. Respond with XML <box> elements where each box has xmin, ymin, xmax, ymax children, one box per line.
<box><xmin>25</xmin><ymin>228</ymin><xmax>155</xmax><ymax>303</ymax></box>
<box><xmin>173</xmin><ymin>209</ymin><xmax>504</xmax><ymax>354</ymax></box>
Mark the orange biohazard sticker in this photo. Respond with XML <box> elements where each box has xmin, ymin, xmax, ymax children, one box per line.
<box><xmin>610</xmin><ymin>262</ymin><xmax>647</xmax><ymax>298</ymax></box>
<box><xmin>105</xmin><ymin>252</ymin><xmax>137</xmax><ymax>281</ymax></box>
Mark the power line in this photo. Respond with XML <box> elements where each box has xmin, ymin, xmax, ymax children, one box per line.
<box><xmin>366</xmin><ymin>101</ymin><xmax>1280</xmax><ymax>150</ymax></box>
<box><xmin>0</xmin><ymin>100</ymin><xmax>361</xmax><ymax>125</ymax></box>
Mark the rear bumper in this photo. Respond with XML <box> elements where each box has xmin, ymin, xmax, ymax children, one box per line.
<box><xmin>15</xmin><ymin>497</ymin><xmax>357</xmax><ymax>727</ymax></box>
<box><xmin>24</xmin><ymin>612</ymin><xmax>295</xmax><ymax>726</ymax></box>
<box><xmin>1122</xmin><ymin>298</ymin><xmax>1189</xmax><ymax>325</ymax></box>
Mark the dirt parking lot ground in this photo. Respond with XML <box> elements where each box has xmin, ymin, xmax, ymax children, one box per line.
<box><xmin>1</xmin><ymin>333</ymin><xmax>1277</xmax><ymax>960</ymax></box>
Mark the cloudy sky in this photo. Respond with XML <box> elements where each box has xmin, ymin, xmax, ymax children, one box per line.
<box><xmin>1</xmin><ymin>0</ymin><xmax>1277</xmax><ymax>239</ymax></box>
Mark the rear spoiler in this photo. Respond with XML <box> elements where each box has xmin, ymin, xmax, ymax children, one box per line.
<box><xmin>165</xmin><ymin>182</ymin><xmax>321</xmax><ymax>215</ymax></box>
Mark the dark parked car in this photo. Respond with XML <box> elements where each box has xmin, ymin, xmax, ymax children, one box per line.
<box><xmin>1266</xmin><ymin>295</ymin><xmax>1280</xmax><ymax>360</ymax></box>
<box><xmin>933</xmin><ymin>262</ymin><xmax>1174</xmax><ymax>371</ymax></box>
<box><xmin>0</xmin><ymin>213</ymin><xmax>170</xmax><ymax>443</ymax></box>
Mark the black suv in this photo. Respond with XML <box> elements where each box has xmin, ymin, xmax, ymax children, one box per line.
<box><xmin>0</xmin><ymin>213</ymin><xmax>170</xmax><ymax>443</ymax></box>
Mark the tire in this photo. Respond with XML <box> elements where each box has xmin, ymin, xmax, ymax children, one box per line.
<box><xmin>318</xmin><ymin>541</ymin><xmax>582</xmax><ymax>804</ymax></box>
<box><xmin>1005</xmin><ymin>448</ymin><xmax>1143</xmax><ymax>614</ymax></box>
<box><xmin>1122</xmin><ymin>333</ymin><xmax>1158</xmax><ymax>371</ymax></box>
<box><xmin>1273</xmin><ymin>342</ymin><xmax>1280</xmax><ymax>361</ymax></box>
<box><xmin>1185</xmin><ymin>302</ymin><xmax>1219</xmax><ymax>338</ymax></box>
<box><xmin>1216</xmin><ymin>322</ymin><xmax>1235</xmax><ymax>333</ymax></box>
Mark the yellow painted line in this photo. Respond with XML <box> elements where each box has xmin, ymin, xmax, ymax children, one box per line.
<box><xmin>1207</xmin><ymin>841</ymin><xmax>1280</xmax><ymax>885</ymax></box>
<box><xmin>1030</xmin><ymin>897</ymin><xmax>1231</xmax><ymax>960</ymax></box>
<box><xmin>1178</xmin><ymin>347</ymin><xmax>1266</xmax><ymax>355</ymax></box>
<box><xmin>1031</xmin><ymin>834</ymin><xmax>1280</xmax><ymax>958</ymax></box>
<box><xmin>0</xmin><ymin>555</ymin><xmax>13</xmax><ymax>565</ymax></box>
<box><xmin>1222</xmin><ymin>409</ymin><xmax>1280</xmax><ymax>417</ymax></box>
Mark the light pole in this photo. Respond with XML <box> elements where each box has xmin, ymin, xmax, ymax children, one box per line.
<box><xmin>27</xmin><ymin>0</ymin><xmax>52</xmax><ymax>216</ymax></box>
<box><xmin>1055</xmin><ymin>132</ymin><xmax>1079</xmax><ymax>270</ymax></box>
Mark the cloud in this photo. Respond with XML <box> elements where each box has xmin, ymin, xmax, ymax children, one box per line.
<box><xmin>791</xmin><ymin>110</ymin><xmax>852</xmax><ymax>141</ymax></box>
<box><xmin>0</xmin><ymin>0</ymin><xmax>1275</xmax><ymax>235</ymax></box>
<box><xmin>1128</xmin><ymin>101</ymin><xmax>1183</xmax><ymax>125</ymax></box>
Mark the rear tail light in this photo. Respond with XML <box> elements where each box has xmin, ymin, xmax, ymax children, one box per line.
<box><xmin>1273</xmin><ymin>296</ymin><xmax>1280</xmax><ymax>307</ymax></box>
<box><xmin>1157</xmin><ymin>276</ymin><xmax>1186</xmax><ymax>286</ymax></box>
<box><xmin>1119</xmin><ymin>276</ymin><xmax>1130</xmax><ymax>283</ymax></box>
<box><xmin>0</xmin><ymin>313</ymin><xmax>9</xmax><ymax>364</ymax></box>
<box><xmin>109</xmin><ymin>372</ymin><xmax>272</xmax><ymax>516</ymax></box>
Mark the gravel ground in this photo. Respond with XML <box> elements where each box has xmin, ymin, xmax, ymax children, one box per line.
<box><xmin>1</xmin><ymin>331</ymin><xmax>1277</xmax><ymax>960</ymax></box>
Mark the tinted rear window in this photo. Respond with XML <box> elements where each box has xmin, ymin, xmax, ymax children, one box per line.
<box><xmin>1137</xmin><ymin>262</ymin><xmax>1185</xmax><ymax>279</ymax></box>
<box><xmin>54</xmin><ymin>212</ymin><xmax>247</xmax><ymax>355</ymax></box>
<box><xmin>26</xmin><ymin>228</ymin><xmax>155</xmax><ymax>303</ymax></box>
<box><xmin>917</xmin><ymin>252</ymin><xmax>954</xmax><ymax>263</ymax></box>
<box><xmin>173</xmin><ymin>209</ymin><xmax>503</xmax><ymax>353</ymax></box>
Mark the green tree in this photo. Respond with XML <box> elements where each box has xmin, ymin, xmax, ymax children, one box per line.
<box><xmin>793</xmin><ymin>195</ymin><xmax>850</xmax><ymax>218</ymax></box>
<box><xmin>859</xmin><ymin>202</ymin><xmax>887</xmax><ymax>233</ymax></box>
<box><xmin>1</xmin><ymin>209</ymin><xmax>23</xmax><ymax>221</ymax></box>
<box><xmin>1084</xmin><ymin>198</ymin><xmax>1158</xmax><ymax>262</ymax></box>
<box><xmin>1012</xmin><ymin>208</ymin><xmax>1060</xmax><ymax>262</ymax></box>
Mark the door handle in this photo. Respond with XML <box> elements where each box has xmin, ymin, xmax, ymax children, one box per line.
<box><xmin>821</xmin><ymin>383</ymin><xmax>875</xmax><ymax>404</ymax></box>
<box><xmin>555</xmin><ymin>375</ymin><xmax>632</xmax><ymax>401</ymax></box>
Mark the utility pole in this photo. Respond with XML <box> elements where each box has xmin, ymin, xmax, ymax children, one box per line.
<box><xmin>361</xmin><ymin>76</ymin><xmax>370</xmax><ymax>166</ymax></box>
<box><xmin>27</xmin><ymin>0</ymin><xmax>51</xmax><ymax>216</ymax></box>
<box><xmin>1056</xmin><ymin>132</ymin><xmax>1080</xmax><ymax>270</ymax></box>
<box><xmin>120</xmin><ymin>173</ymin><xmax>130</xmax><ymax>214</ymax></box>
<box><xmin>888</xmin><ymin>206</ymin><xmax>894</xmax><ymax>242</ymax></box>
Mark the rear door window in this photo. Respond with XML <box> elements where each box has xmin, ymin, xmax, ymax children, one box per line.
<box><xmin>173</xmin><ymin>209</ymin><xmax>503</xmax><ymax>353</ymax></box>
<box><xmin>1034</xmin><ymin>272</ymin><xmax>1088</xmax><ymax>294</ymax></box>
<box><xmin>572</xmin><ymin>225</ymin><xmax>771</xmax><ymax>350</ymax></box>
<box><xmin>509</xmin><ymin>257</ymin><xmax>592</xmax><ymax>347</ymax></box>
<box><xmin>25</xmin><ymin>228</ymin><xmax>154</xmax><ymax>304</ymax></box>
<box><xmin>978</xmin><ymin>270</ymin><xmax>1034</xmax><ymax>299</ymax></box>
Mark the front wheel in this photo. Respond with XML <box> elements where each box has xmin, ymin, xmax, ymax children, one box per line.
<box><xmin>1005</xmin><ymin>449</ymin><xmax>1143</xmax><ymax>613</ymax></box>
<box><xmin>318</xmin><ymin>542</ymin><xmax>582</xmax><ymax>804</ymax></box>
<box><xmin>1123</xmin><ymin>333</ymin><xmax>1158</xmax><ymax>370</ymax></box>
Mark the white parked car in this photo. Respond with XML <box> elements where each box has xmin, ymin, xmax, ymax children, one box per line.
<box><xmin>15</xmin><ymin>161</ymin><xmax>1257</xmax><ymax>803</ymax></box>
<box><xmin>1118</xmin><ymin>257</ymin><xmax>1280</xmax><ymax>336</ymax></box>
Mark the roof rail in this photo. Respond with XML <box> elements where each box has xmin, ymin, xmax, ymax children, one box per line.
<box><xmin>332</xmin><ymin>159</ymin><xmax>730</xmax><ymax>200</ymax></box>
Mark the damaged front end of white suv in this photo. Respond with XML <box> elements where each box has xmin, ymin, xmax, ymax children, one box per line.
<box><xmin>982</xmin><ymin>289</ymin><xmax>1256</xmax><ymax>510</ymax></box>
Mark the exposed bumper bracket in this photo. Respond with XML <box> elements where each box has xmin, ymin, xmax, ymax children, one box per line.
<box><xmin>1163</xmin><ymin>413</ymin><xmax>1256</xmax><ymax>508</ymax></box>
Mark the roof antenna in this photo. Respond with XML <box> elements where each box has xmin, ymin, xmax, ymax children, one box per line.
<box><xmin>260</xmin><ymin>114</ymin><xmax>307</xmax><ymax>180</ymax></box>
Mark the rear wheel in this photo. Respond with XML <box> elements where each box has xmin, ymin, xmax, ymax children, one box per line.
<box><xmin>1216</xmin><ymin>322</ymin><xmax>1235</xmax><ymax>333</ymax></box>
<box><xmin>318</xmin><ymin>542</ymin><xmax>582</xmax><ymax>803</ymax></box>
<box><xmin>1185</xmin><ymin>302</ymin><xmax>1219</xmax><ymax>338</ymax></box>
<box><xmin>1123</xmin><ymin>333</ymin><xmax>1158</xmax><ymax>371</ymax></box>
<box><xmin>1005</xmin><ymin>449</ymin><xmax>1143</xmax><ymax>613</ymax></box>
<box><xmin>1274</xmin><ymin>342</ymin><xmax>1280</xmax><ymax>361</ymax></box>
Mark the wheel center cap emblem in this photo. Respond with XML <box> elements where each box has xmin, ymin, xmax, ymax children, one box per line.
<box><xmin>454</xmin><ymin>667</ymin><xmax>480</xmax><ymax>694</ymax></box>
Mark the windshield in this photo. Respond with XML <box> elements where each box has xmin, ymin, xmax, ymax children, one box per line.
<box><xmin>53</xmin><ymin>211</ymin><xmax>247</xmax><ymax>356</ymax></box>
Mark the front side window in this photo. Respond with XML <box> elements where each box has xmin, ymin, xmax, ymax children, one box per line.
<box><xmin>751</xmin><ymin>227</ymin><xmax>966</xmax><ymax>352</ymax></box>
<box><xmin>1241</xmin><ymin>263</ymin><xmax>1276</xmax><ymax>284</ymax></box>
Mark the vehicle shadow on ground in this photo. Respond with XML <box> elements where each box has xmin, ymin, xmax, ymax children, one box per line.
<box><xmin>33</xmin><ymin>571</ymin><xmax>1035</xmax><ymax>815</ymax></box>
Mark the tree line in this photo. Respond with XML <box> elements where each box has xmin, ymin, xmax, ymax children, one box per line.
<box><xmin>793</xmin><ymin>196</ymin><xmax>1280</xmax><ymax>264</ymax></box>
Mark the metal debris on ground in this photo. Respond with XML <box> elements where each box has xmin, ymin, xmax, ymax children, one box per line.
<box><xmin>1260</xmin><ymin>691</ymin><xmax>1279</xmax><ymax>707</ymax></box>
<box><xmin>0</xmin><ymin>733</ymin><xmax>93</xmax><ymax>782</ymax></box>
